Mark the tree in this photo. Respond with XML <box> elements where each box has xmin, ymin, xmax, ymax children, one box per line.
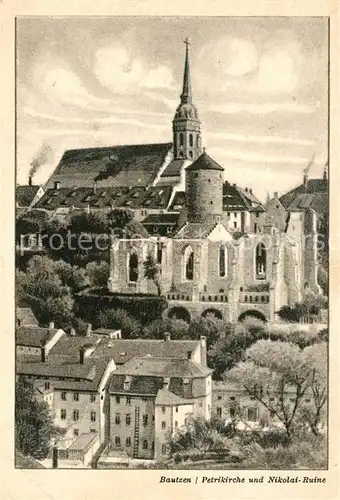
<box><xmin>86</xmin><ymin>261</ymin><xmax>110</xmax><ymax>288</ymax></box>
<box><xmin>229</xmin><ymin>340</ymin><xmax>327</xmax><ymax>439</ymax></box>
<box><xmin>69</xmin><ymin>210</ymin><xmax>109</xmax><ymax>234</ymax></box>
<box><xmin>15</xmin><ymin>377</ymin><xmax>59</xmax><ymax>460</ymax></box>
<box><xmin>97</xmin><ymin>308</ymin><xmax>141</xmax><ymax>338</ymax></box>
<box><xmin>143</xmin><ymin>254</ymin><xmax>161</xmax><ymax>296</ymax></box>
<box><xmin>108</xmin><ymin>208</ymin><xmax>134</xmax><ymax>232</ymax></box>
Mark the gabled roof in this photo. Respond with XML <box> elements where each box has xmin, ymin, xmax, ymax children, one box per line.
<box><xmin>112</xmin><ymin>356</ymin><xmax>211</xmax><ymax>378</ymax></box>
<box><xmin>16</xmin><ymin>185</ymin><xmax>40</xmax><ymax>207</ymax></box>
<box><xmin>285</xmin><ymin>192</ymin><xmax>328</xmax><ymax>214</ymax></box>
<box><xmin>279</xmin><ymin>178</ymin><xmax>328</xmax><ymax>209</ymax></box>
<box><xmin>155</xmin><ymin>388</ymin><xmax>193</xmax><ymax>406</ymax></box>
<box><xmin>16</xmin><ymin>307</ymin><xmax>39</xmax><ymax>327</ymax></box>
<box><xmin>91</xmin><ymin>338</ymin><xmax>200</xmax><ymax>364</ymax></box>
<box><xmin>160</xmin><ymin>159</ymin><xmax>190</xmax><ymax>178</ymax></box>
<box><xmin>44</xmin><ymin>142</ymin><xmax>173</xmax><ymax>190</ymax></box>
<box><xmin>68</xmin><ymin>433</ymin><xmax>98</xmax><ymax>452</ymax></box>
<box><xmin>186</xmin><ymin>152</ymin><xmax>224</xmax><ymax>172</ymax></box>
<box><xmin>16</xmin><ymin>326</ymin><xmax>60</xmax><ymax>348</ymax></box>
<box><xmin>142</xmin><ymin>213</ymin><xmax>179</xmax><ymax>225</ymax></box>
<box><xmin>223</xmin><ymin>182</ymin><xmax>265</xmax><ymax>212</ymax></box>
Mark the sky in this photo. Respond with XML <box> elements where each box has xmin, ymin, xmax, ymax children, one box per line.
<box><xmin>17</xmin><ymin>16</ymin><xmax>329</xmax><ymax>201</ymax></box>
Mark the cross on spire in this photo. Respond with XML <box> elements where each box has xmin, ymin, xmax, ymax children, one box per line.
<box><xmin>184</xmin><ymin>37</ymin><xmax>191</xmax><ymax>47</ymax></box>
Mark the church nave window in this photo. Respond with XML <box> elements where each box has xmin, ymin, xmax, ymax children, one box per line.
<box><xmin>255</xmin><ymin>243</ymin><xmax>267</xmax><ymax>280</ymax></box>
<box><xmin>183</xmin><ymin>246</ymin><xmax>194</xmax><ymax>281</ymax></box>
<box><xmin>219</xmin><ymin>245</ymin><xmax>228</xmax><ymax>277</ymax></box>
<box><xmin>128</xmin><ymin>252</ymin><xmax>139</xmax><ymax>282</ymax></box>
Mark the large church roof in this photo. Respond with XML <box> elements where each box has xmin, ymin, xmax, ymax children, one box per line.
<box><xmin>44</xmin><ymin>142</ymin><xmax>173</xmax><ymax>190</ymax></box>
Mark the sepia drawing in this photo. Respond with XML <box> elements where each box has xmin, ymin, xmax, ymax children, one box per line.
<box><xmin>15</xmin><ymin>16</ymin><xmax>328</xmax><ymax>470</ymax></box>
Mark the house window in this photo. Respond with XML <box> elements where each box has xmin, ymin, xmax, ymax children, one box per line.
<box><xmin>115</xmin><ymin>436</ymin><xmax>121</xmax><ymax>446</ymax></box>
<box><xmin>126</xmin><ymin>396</ymin><xmax>131</xmax><ymax>405</ymax></box>
<box><xmin>233</xmin><ymin>222</ymin><xmax>237</xmax><ymax>229</ymax></box>
<box><xmin>162</xmin><ymin>406</ymin><xmax>166</xmax><ymax>414</ymax></box>
<box><xmin>175</xmin><ymin>406</ymin><xmax>178</xmax><ymax>413</ymax></box>
<box><xmin>183</xmin><ymin>246</ymin><xmax>194</xmax><ymax>281</ymax></box>
<box><xmin>90</xmin><ymin>411</ymin><xmax>96</xmax><ymax>422</ymax></box>
<box><xmin>90</xmin><ymin>428</ymin><xmax>96</xmax><ymax>433</ymax></box>
<box><xmin>128</xmin><ymin>252</ymin><xmax>138</xmax><ymax>282</ymax></box>
<box><xmin>115</xmin><ymin>396</ymin><xmax>120</xmax><ymax>404</ymax></box>
<box><xmin>126</xmin><ymin>414</ymin><xmax>131</xmax><ymax>425</ymax></box>
<box><xmin>254</xmin><ymin>223</ymin><xmax>258</xmax><ymax>233</ymax></box>
<box><xmin>73</xmin><ymin>410</ymin><xmax>79</xmax><ymax>421</ymax></box>
<box><xmin>189</xmin><ymin>134</ymin><xmax>193</xmax><ymax>147</ymax></box>
<box><xmin>115</xmin><ymin>414</ymin><xmax>121</xmax><ymax>425</ymax></box>
<box><xmin>234</xmin><ymin>212</ymin><xmax>237</xmax><ymax>218</ymax></box>
<box><xmin>45</xmin><ymin>382</ymin><xmax>50</xmax><ymax>390</ymax></box>
<box><xmin>256</xmin><ymin>212</ymin><xmax>260</xmax><ymax>218</ymax></box>
<box><xmin>73</xmin><ymin>392</ymin><xmax>79</xmax><ymax>401</ymax></box>
<box><xmin>217</xmin><ymin>396</ymin><xmax>222</xmax><ymax>400</ymax></box>
<box><xmin>255</xmin><ymin>243</ymin><xmax>267</xmax><ymax>280</ymax></box>
<box><xmin>189</xmin><ymin>150</ymin><xmax>193</xmax><ymax>158</ymax></box>
<box><xmin>227</xmin><ymin>212</ymin><xmax>230</xmax><ymax>217</ymax></box>
<box><xmin>61</xmin><ymin>409</ymin><xmax>67</xmax><ymax>420</ymax></box>
<box><xmin>161</xmin><ymin>421</ymin><xmax>166</xmax><ymax>429</ymax></box>
<box><xmin>142</xmin><ymin>440</ymin><xmax>148</xmax><ymax>450</ymax></box>
<box><xmin>246</xmin><ymin>407</ymin><xmax>259</xmax><ymax>422</ymax></box>
<box><xmin>126</xmin><ymin>437</ymin><xmax>131</xmax><ymax>446</ymax></box>
<box><xmin>217</xmin><ymin>407</ymin><xmax>222</xmax><ymax>418</ymax></box>
<box><xmin>74</xmin><ymin>429</ymin><xmax>79</xmax><ymax>437</ymax></box>
<box><xmin>143</xmin><ymin>415</ymin><xmax>148</xmax><ymax>426</ymax></box>
<box><xmin>61</xmin><ymin>392</ymin><xmax>67</xmax><ymax>401</ymax></box>
<box><xmin>90</xmin><ymin>394</ymin><xmax>96</xmax><ymax>403</ymax></box>
<box><xmin>175</xmin><ymin>421</ymin><xmax>178</xmax><ymax>428</ymax></box>
<box><xmin>219</xmin><ymin>245</ymin><xmax>227</xmax><ymax>277</ymax></box>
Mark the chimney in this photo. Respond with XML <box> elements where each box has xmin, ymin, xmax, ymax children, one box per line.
<box><xmin>249</xmin><ymin>188</ymin><xmax>253</xmax><ymax>194</ymax></box>
<box><xmin>28</xmin><ymin>176</ymin><xmax>33</xmax><ymax>187</ymax></box>
<box><xmin>303</xmin><ymin>173</ymin><xmax>308</xmax><ymax>189</ymax></box>
<box><xmin>200</xmin><ymin>336</ymin><xmax>207</xmax><ymax>366</ymax></box>
<box><xmin>41</xmin><ymin>346</ymin><xmax>46</xmax><ymax>363</ymax></box>
<box><xmin>54</xmin><ymin>181</ymin><xmax>61</xmax><ymax>190</ymax></box>
<box><xmin>163</xmin><ymin>377</ymin><xmax>170</xmax><ymax>390</ymax></box>
<box><xmin>79</xmin><ymin>346</ymin><xmax>85</xmax><ymax>364</ymax></box>
<box><xmin>245</xmin><ymin>187</ymin><xmax>248</xmax><ymax>192</ymax></box>
<box><xmin>164</xmin><ymin>332</ymin><xmax>171</xmax><ymax>342</ymax></box>
<box><xmin>86</xmin><ymin>323</ymin><xmax>92</xmax><ymax>337</ymax></box>
<box><xmin>70</xmin><ymin>327</ymin><xmax>76</xmax><ymax>336</ymax></box>
<box><xmin>93</xmin><ymin>181</ymin><xmax>97</xmax><ymax>194</ymax></box>
<box><xmin>49</xmin><ymin>321</ymin><xmax>55</xmax><ymax>330</ymax></box>
<box><xmin>274</xmin><ymin>192</ymin><xmax>278</xmax><ymax>199</ymax></box>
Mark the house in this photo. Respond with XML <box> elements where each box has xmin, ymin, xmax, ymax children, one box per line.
<box><xmin>16</xmin><ymin>323</ymin><xmax>65</xmax><ymax>357</ymax></box>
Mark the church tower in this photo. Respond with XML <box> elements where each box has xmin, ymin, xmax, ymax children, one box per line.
<box><xmin>172</xmin><ymin>39</ymin><xmax>202</xmax><ymax>161</ymax></box>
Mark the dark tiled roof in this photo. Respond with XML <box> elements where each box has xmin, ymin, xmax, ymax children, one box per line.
<box><xmin>110</xmin><ymin>374</ymin><xmax>163</xmax><ymax>395</ymax></box>
<box><xmin>168</xmin><ymin>191</ymin><xmax>186</xmax><ymax>211</ymax></box>
<box><xmin>16</xmin><ymin>326</ymin><xmax>60</xmax><ymax>348</ymax></box>
<box><xmin>279</xmin><ymin>178</ymin><xmax>328</xmax><ymax>209</ymax></box>
<box><xmin>174</xmin><ymin>222</ymin><xmax>217</xmax><ymax>239</ymax></box>
<box><xmin>286</xmin><ymin>192</ymin><xmax>328</xmax><ymax>214</ymax></box>
<box><xmin>91</xmin><ymin>338</ymin><xmax>200</xmax><ymax>364</ymax></box>
<box><xmin>16</xmin><ymin>307</ymin><xmax>39</xmax><ymax>326</ymax></box>
<box><xmin>44</xmin><ymin>143</ymin><xmax>173</xmax><ymax>190</ymax></box>
<box><xmin>112</xmin><ymin>356</ymin><xmax>211</xmax><ymax>378</ymax></box>
<box><xmin>49</xmin><ymin>335</ymin><xmax>102</xmax><ymax>357</ymax></box>
<box><xmin>16</xmin><ymin>185</ymin><xmax>40</xmax><ymax>207</ymax></box>
<box><xmin>160</xmin><ymin>159</ymin><xmax>187</xmax><ymax>177</ymax></box>
<box><xmin>142</xmin><ymin>213</ymin><xmax>179</xmax><ymax>225</ymax></box>
<box><xmin>35</xmin><ymin>185</ymin><xmax>174</xmax><ymax>212</ymax></box>
<box><xmin>186</xmin><ymin>152</ymin><xmax>224</xmax><ymax>172</ymax></box>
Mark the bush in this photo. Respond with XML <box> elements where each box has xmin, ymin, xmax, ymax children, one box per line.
<box><xmin>97</xmin><ymin>308</ymin><xmax>141</xmax><ymax>338</ymax></box>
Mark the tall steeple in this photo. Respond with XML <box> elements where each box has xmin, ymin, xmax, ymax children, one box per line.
<box><xmin>181</xmin><ymin>38</ymin><xmax>192</xmax><ymax>104</ymax></box>
<box><xmin>172</xmin><ymin>39</ymin><xmax>202</xmax><ymax>161</ymax></box>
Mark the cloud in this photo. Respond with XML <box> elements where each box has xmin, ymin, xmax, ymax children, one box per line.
<box><xmin>94</xmin><ymin>44</ymin><xmax>173</xmax><ymax>94</ymax></box>
<box><xmin>207</xmin><ymin>131</ymin><xmax>313</xmax><ymax>147</ymax></box>
<box><xmin>209</xmin><ymin>101</ymin><xmax>315</xmax><ymax>115</ymax></box>
<box><xmin>210</xmin><ymin>146</ymin><xmax>310</xmax><ymax>165</ymax></box>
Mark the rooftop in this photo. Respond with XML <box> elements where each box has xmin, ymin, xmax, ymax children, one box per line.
<box><xmin>155</xmin><ymin>388</ymin><xmax>193</xmax><ymax>406</ymax></box>
<box><xmin>16</xmin><ymin>326</ymin><xmax>60</xmax><ymax>348</ymax></box>
<box><xmin>16</xmin><ymin>185</ymin><xmax>41</xmax><ymax>207</ymax></box>
<box><xmin>186</xmin><ymin>152</ymin><xmax>224</xmax><ymax>172</ymax></box>
<box><xmin>91</xmin><ymin>338</ymin><xmax>201</xmax><ymax>364</ymax></box>
<box><xmin>112</xmin><ymin>356</ymin><xmax>211</xmax><ymax>378</ymax></box>
<box><xmin>16</xmin><ymin>307</ymin><xmax>39</xmax><ymax>327</ymax></box>
<box><xmin>279</xmin><ymin>178</ymin><xmax>328</xmax><ymax>210</ymax></box>
<box><xmin>44</xmin><ymin>142</ymin><xmax>173</xmax><ymax>190</ymax></box>
<box><xmin>68</xmin><ymin>432</ymin><xmax>98</xmax><ymax>452</ymax></box>
<box><xmin>174</xmin><ymin>222</ymin><xmax>218</xmax><ymax>239</ymax></box>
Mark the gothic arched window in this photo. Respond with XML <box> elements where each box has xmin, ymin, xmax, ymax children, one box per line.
<box><xmin>219</xmin><ymin>245</ymin><xmax>228</xmax><ymax>277</ymax></box>
<box><xmin>183</xmin><ymin>246</ymin><xmax>194</xmax><ymax>281</ymax></box>
<box><xmin>255</xmin><ymin>243</ymin><xmax>266</xmax><ymax>280</ymax></box>
<box><xmin>179</xmin><ymin>133</ymin><xmax>184</xmax><ymax>146</ymax></box>
<box><xmin>129</xmin><ymin>252</ymin><xmax>138</xmax><ymax>282</ymax></box>
<box><xmin>189</xmin><ymin>134</ymin><xmax>193</xmax><ymax>147</ymax></box>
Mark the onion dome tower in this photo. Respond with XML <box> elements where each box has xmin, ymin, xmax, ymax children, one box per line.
<box><xmin>186</xmin><ymin>150</ymin><xmax>224</xmax><ymax>223</ymax></box>
<box><xmin>172</xmin><ymin>39</ymin><xmax>202</xmax><ymax>161</ymax></box>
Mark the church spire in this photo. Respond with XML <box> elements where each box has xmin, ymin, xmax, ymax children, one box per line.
<box><xmin>181</xmin><ymin>38</ymin><xmax>192</xmax><ymax>104</ymax></box>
